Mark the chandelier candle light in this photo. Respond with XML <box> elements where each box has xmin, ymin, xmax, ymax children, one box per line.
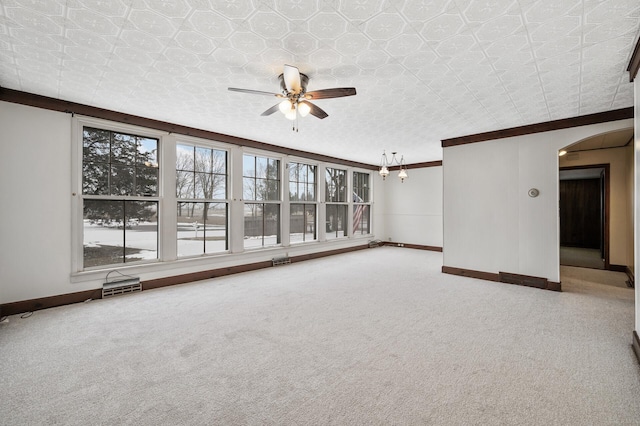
<box><xmin>379</xmin><ymin>151</ymin><xmax>408</xmax><ymax>183</ymax></box>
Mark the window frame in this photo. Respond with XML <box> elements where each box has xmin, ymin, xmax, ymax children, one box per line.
<box><xmin>175</xmin><ymin>142</ymin><xmax>230</xmax><ymax>258</ymax></box>
<box><xmin>72</xmin><ymin>117</ymin><xmax>166</xmax><ymax>272</ymax></box>
<box><xmin>288</xmin><ymin>161</ymin><xmax>318</xmax><ymax>244</ymax></box>
<box><xmin>242</xmin><ymin>152</ymin><xmax>282</xmax><ymax>250</ymax></box>
<box><xmin>352</xmin><ymin>171</ymin><xmax>372</xmax><ymax>236</ymax></box>
<box><xmin>324</xmin><ymin>166</ymin><xmax>348</xmax><ymax>240</ymax></box>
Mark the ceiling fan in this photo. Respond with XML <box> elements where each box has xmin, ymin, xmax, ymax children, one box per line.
<box><xmin>228</xmin><ymin>64</ymin><xmax>356</xmax><ymax>129</ymax></box>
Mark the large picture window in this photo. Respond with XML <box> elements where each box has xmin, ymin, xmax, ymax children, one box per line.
<box><xmin>77</xmin><ymin>121</ymin><xmax>375</xmax><ymax>271</ymax></box>
<box><xmin>243</xmin><ymin>154</ymin><xmax>281</xmax><ymax>248</ymax></box>
<box><xmin>82</xmin><ymin>127</ymin><xmax>159</xmax><ymax>268</ymax></box>
<box><xmin>325</xmin><ymin>167</ymin><xmax>347</xmax><ymax>239</ymax></box>
<box><xmin>289</xmin><ymin>162</ymin><xmax>316</xmax><ymax>243</ymax></box>
<box><xmin>176</xmin><ymin>144</ymin><xmax>228</xmax><ymax>257</ymax></box>
<box><xmin>353</xmin><ymin>171</ymin><xmax>371</xmax><ymax>235</ymax></box>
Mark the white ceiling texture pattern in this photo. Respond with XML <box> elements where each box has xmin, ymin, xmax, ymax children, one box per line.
<box><xmin>0</xmin><ymin>0</ymin><xmax>638</xmax><ymax>165</ymax></box>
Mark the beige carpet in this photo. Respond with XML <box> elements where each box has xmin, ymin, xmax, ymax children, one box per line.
<box><xmin>1</xmin><ymin>247</ymin><xmax>638</xmax><ymax>425</ymax></box>
<box><xmin>560</xmin><ymin>246</ymin><xmax>604</xmax><ymax>270</ymax></box>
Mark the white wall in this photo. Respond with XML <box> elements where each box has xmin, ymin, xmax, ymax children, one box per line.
<box><xmin>443</xmin><ymin>119</ymin><xmax>634</xmax><ymax>283</ymax></box>
<box><xmin>559</xmin><ymin>146</ymin><xmax>633</xmax><ymax>267</ymax></box>
<box><xmin>0</xmin><ymin>102</ymin><xmax>74</xmax><ymax>303</ymax></box>
<box><xmin>0</xmin><ymin>101</ymin><xmax>382</xmax><ymax>305</ymax></box>
<box><xmin>380</xmin><ymin>166</ymin><xmax>443</xmax><ymax>247</ymax></box>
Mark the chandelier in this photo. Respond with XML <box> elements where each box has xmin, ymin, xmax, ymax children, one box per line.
<box><xmin>379</xmin><ymin>151</ymin><xmax>408</xmax><ymax>183</ymax></box>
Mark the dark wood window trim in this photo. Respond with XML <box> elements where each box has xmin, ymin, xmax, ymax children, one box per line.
<box><xmin>0</xmin><ymin>87</ymin><xmax>377</xmax><ymax>170</ymax></box>
<box><xmin>627</xmin><ymin>34</ymin><xmax>640</xmax><ymax>82</ymax></box>
<box><xmin>441</xmin><ymin>108</ymin><xmax>634</xmax><ymax>148</ymax></box>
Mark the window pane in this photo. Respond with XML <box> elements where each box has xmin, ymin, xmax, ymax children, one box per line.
<box><xmin>353</xmin><ymin>204</ymin><xmax>370</xmax><ymax>235</ymax></box>
<box><xmin>306</xmin><ymin>183</ymin><xmax>315</xmax><ymax>201</ymax></box>
<box><xmin>204</xmin><ymin>203</ymin><xmax>228</xmax><ymax>253</ymax></box>
<box><xmin>111</xmin><ymin>133</ymin><xmax>136</xmax><ymax>164</ymax></box>
<box><xmin>289</xmin><ymin>163</ymin><xmax>298</xmax><ymax>182</ymax></box>
<box><xmin>137</xmin><ymin>137</ymin><xmax>158</xmax><ymax>167</ymax></box>
<box><xmin>213</xmin><ymin>150</ymin><xmax>227</xmax><ymax>175</ymax></box>
<box><xmin>289</xmin><ymin>182</ymin><xmax>298</xmax><ymax>201</ymax></box>
<box><xmin>177</xmin><ymin>144</ymin><xmax>194</xmax><ymax>171</ymax></box>
<box><xmin>83</xmin><ymin>128</ymin><xmax>109</xmax><ymax>163</ymax></box>
<box><xmin>177</xmin><ymin>145</ymin><xmax>226</xmax><ymax>201</ymax></box>
<box><xmin>326</xmin><ymin>204</ymin><xmax>347</xmax><ymax>239</ymax></box>
<box><xmin>289</xmin><ymin>162</ymin><xmax>316</xmax><ymax>202</ymax></box>
<box><xmin>290</xmin><ymin>204</ymin><xmax>304</xmax><ymax>232</ymax></box>
<box><xmin>244</xmin><ymin>203</ymin><xmax>280</xmax><ymax>249</ymax></box>
<box><xmin>177</xmin><ymin>202</ymin><xmax>228</xmax><ymax>257</ymax></box>
<box><xmin>195</xmin><ymin>147</ymin><xmax>212</xmax><ymax>173</ymax></box>
<box><xmin>83</xmin><ymin>128</ymin><xmax>159</xmax><ymax>197</ymax></box>
<box><xmin>195</xmin><ymin>172</ymin><xmax>214</xmax><ymax>199</ymax></box>
<box><xmin>337</xmin><ymin>171</ymin><xmax>346</xmax><ymax>201</ymax></box>
<box><xmin>83</xmin><ymin>163</ymin><xmax>110</xmax><ymax>195</ymax></box>
<box><xmin>290</xmin><ymin>204</ymin><xmax>316</xmax><ymax>244</ymax></box>
<box><xmin>124</xmin><ymin>201</ymin><xmax>158</xmax><ymax>263</ymax></box>
<box><xmin>308</xmin><ymin>165</ymin><xmax>315</xmax><ymax>183</ymax></box>
<box><xmin>176</xmin><ymin>170</ymin><xmax>194</xmax><ymax>198</ymax></box>
<box><xmin>83</xmin><ymin>200</ymin><xmax>124</xmax><ymax>268</ymax></box>
<box><xmin>263</xmin><ymin>203</ymin><xmax>280</xmax><ymax>246</ymax></box>
<box><xmin>325</xmin><ymin>168</ymin><xmax>346</xmax><ymax>202</ymax></box>
<box><xmin>110</xmin><ymin>165</ymin><xmax>135</xmax><ymax>195</ymax></box>
<box><xmin>256</xmin><ymin>157</ymin><xmax>268</xmax><ymax>178</ymax></box>
<box><xmin>354</xmin><ymin>172</ymin><xmax>370</xmax><ymax>202</ymax></box>
<box><xmin>83</xmin><ymin>200</ymin><xmax>158</xmax><ymax>267</ymax></box>
<box><xmin>266</xmin><ymin>179</ymin><xmax>280</xmax><ymax>201</ymax></box>
<box><xmin>305</xmin><ymin>204</ymin><xmax>316</xmax><ymax>241</ymax></box>
<box><xmin>243</xmin><ymin>155</ymin><xmax>255</xmax><ymax>178</ymax></box>
<box><xmin>137</xmin><ymin>166</ymin><xmax>158</xmax><ymax>196</ymax></box>
<box><xmin>244</xmin><ymin>203</ymin><xmax>264</xmax><ymax>249</ymax></box>
<box><xmin>243</xmin><ymin>177</ymin><xmax>256</xmax><ymax>200</ymax></box>
<box><xmin>212</xmin><ymin>176</ymin><xmax>227</xmax><ymax>200</ymax></box>
<box><xmin>299</xmin><ymin>164</ymin><xmax>308</xmax><ymax>181</ymax></box>
<box><xmin>177</xmin><ymin>202</ymin><xmax>204</xmax><ymax>256</ymax></box>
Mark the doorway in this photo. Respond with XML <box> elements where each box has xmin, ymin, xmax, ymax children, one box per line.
<box><xmin>559</xmin><ymin>165</ymin><xmax>609</xmax><ymax>270</ymax></box>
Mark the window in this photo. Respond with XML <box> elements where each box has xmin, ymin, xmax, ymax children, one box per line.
<box><xmin>82</xmin><ymin>127</ymin><xmax>159</xmax><ymax>268</ymax></box>
<box><xmin>289</xmin><ymin>162</ymin><xmax>317</xmax><ymax>243</ymax></box>
<box><xmin>243</xmin><ymin>154</ymin><xmax>281</xmax><ymax>248</ymax></box>
<box><xmin>176</xmin><ymin>144</ymin><xmax>228</xmax><ymax>257</ymax></box>
<box><xmin>325</xmin><ymin>167</ymin><xmax>347</xmax><ymax>239</ymax></box>
<box><xmin>353</xmin><ymin>171</ymin><xmax>371</xmax><ymax>235</ymax></box>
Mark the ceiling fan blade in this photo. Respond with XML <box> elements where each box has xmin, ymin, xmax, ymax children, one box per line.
<box><xmin>283</xmin><ymin>64</ymin><xmax>302</xmax><ymax>94</ymax></box>
<box><xmin>228</xmin><ymin>87</ymin><xmax>283</xmax><ymax>97</ymax></box>
<box><xmin>261</xmin><ymin>103</ymin><xmax>281</xmax><ymax>116</ymax></box>
<box><xmin>301</xmin><ymin>101</ymin><xmax>328</xmax><ymax>119</ymax></box>
<box><xmin>304</xmin><ymin>88</ymin><xmax>357</xmax><ymax>100</ymax></box>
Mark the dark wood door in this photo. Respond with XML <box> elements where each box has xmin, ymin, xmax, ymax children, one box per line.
<box><xmin>559</xmin><ymin>178</ymin><xmax>601</xmax><ymax>248</ymax></box>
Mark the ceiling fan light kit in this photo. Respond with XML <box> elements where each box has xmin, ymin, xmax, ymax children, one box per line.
<box><xmin>228</xmin><ymin>64</ymin><xmax>356</xmax><ymax>131</ymax></box>
<box><xmin>379</xmin><ymin>151</ymin><xmax>408</xmax><ymax>183</ymax></box>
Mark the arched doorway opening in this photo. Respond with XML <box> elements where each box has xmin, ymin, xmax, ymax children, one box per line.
<box><xmin>558</xmin><ymin>127</ymin><xmax>634</xmax><ymax>288</ymax></box>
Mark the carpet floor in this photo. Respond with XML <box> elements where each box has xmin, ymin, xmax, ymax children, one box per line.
<box><xmin>1</xmin><ymin>247</ymin><xmax>638</xmax><ymax>425</ymax></box>
<box><xmin>560</xmin><ymin>246</ymin><xmax>605</xmax><ymax>270</ymax></box>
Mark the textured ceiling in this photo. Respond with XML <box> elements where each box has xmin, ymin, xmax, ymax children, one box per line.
<box><xmin>0</xmin><ymin>0</ymin><xmax>639</xmax><ymax>165</ymax></box>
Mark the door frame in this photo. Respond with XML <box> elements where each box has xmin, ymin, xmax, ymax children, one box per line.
<box><xmin>560</xmin><ymin>163</ymin><xmax>610</xmax><ymax>269</ymax></box>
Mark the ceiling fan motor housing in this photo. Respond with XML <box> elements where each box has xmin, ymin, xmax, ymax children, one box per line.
<box><xmin>279</xmin><ymin>72</ymin><xmax>309</xmax><ymax>96</ymax></box>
